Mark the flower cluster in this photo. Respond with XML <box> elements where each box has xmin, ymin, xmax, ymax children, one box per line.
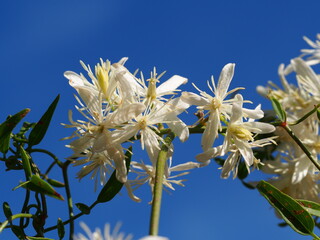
<box><xmin>182</xmin><ymin>64</ymin><xmax>276</xmax><ymax>178</ymax></box>
<box><xmin>64</xmin><ymin>57</ymin><xmax>276</xmax><ymax>201</ymax></box>
<box><xmin>257</xmin><ymin>34</ymin><xmax>320</xmax><ymax>201</ymax></box>
<box><xmin>63</xmin><ymin>58</ymin><xmax>201</xmax><ymax>200</ymax></box>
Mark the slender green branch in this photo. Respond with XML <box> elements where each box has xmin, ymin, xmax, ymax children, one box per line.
<box><xmin>149</xmin><ymin>132</ymin><xmax>175</xmax><ymax>236</ymax></box>
<box><xmin>62</xmin><ymin>160</ymin><xmax>74</xmax><ymax>239</ymax></box>
<box><xmin>0</xmin><ymin>213</ymin><xmax>34</xmax><ymax>232</ymax></box>
<box><xmin>282</xmin><ymin>125</ymin><xmax>320</xmax><ymax>171</ymax></box>
<box><xmin>289</xmin><ymin>104</ymin><xmax>320</xmax><ymax>126</ymax></box>
<box><xmin>43</xmin><ymin>201</ymin><xmax>99</xmax><ymax>232</ymax></box>
<box><xmin>29</xmin><ymin>148</ymin><xmax>63</xmax><ymax>167</ymax></box>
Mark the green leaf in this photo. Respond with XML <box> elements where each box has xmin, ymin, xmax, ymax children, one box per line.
<box><xmin>46</xmin><ymin>178</ymin><xmax>65</xmax><ymax>188</ymax></box>
<box><xmin>0</xmin><ymin>108</ymin><xmax>30</xmax><ymax>153</ymax></box>
<box><xmin>2</xmin><ymin>202</ymin><xmax>12</xmax><ymax>219</ymax></box>
<box><xmin>270</xmin><ymin>97</ymin><xmax>286</xmax><ymax>122</ymax></box>
<box><xmin>11</xmin><ymin>226</ymin><xmax>25</xmax><ymax>240</ymax></box>
<box><xmin>237</xmin><ymin>161</ymin><xmax>249</xmax><ymax>180</ymax></box>
<box><xmin>26</xmin><ymin>175</ymin><xmax>64</xmax><ymax>201</ymax></box>
<box><xmin>257</xmin><ymin>181</ymin><xmax>315</xmax><ymax>236</ymax></box>
<box><xmin>97</xmin><ymin>147</ymin><xmax>132</xmax><ymax>203</ymax></box>
<box><xmin>75</xmin><ymin>203</ymin><xmax>91</xmax><ymax>214</ymax></box>
<box><xmin>57</xmin><ymin>218</ymin><xmax>65</xmax><ymax>240</ymax></box>
<box><xmin>28</xmin><ymin>95</ymin><xmax>59</xmax><ymax>147</ymax></box>
<box><xmin>297</xmin><ymin>200</ymin><xmax>320</xmax><ymax>217</ymax></box>
<box><xmin>19</xmin><ymin>146</ymin><xmax>32</xmax><ymax>179</ymax></box>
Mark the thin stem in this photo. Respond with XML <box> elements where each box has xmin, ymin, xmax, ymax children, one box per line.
<box><xmin>289</xmin><ymin>104</ymin><xmax>320</xmax><ymax>126</ymax></box>
<box><xmin>0</xmin><ymin>213</ymin><xmax>33</xmax><ymax>232</ymax></box>
<box><xmin>44</xmin><ymin>201</ymin><xmax>99</xmax><ymax>233</ymax></box>
<box><xmin>30</xmin><ymin>148</ymin><xmax>63</xmax><ymax>167</ymax></box>
<box><xmin>149</xmin><ymin>132</ymin><xmax>175</xmax><ymax>236</ymax></box>
<box><xmin>282</xmin><ymin>125</ymin><xmax>320</xmax><ymax>171</ymax></box>
<box><xmin>62</xmin><ymin>160</ymin><xmax>74</xmax><ymax>239</ymax></box>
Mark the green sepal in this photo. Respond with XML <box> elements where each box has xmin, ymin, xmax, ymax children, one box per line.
<box><xmin>2</xmin><ymin>202</ymin><xmax>12</xmax><ymax>219</ymax></box>
<box><xmin>57</xmin><ymin>218</ymin><xmax>65</xmax><ymax>240</ymax></box>
<box><xmin>257</xmin><ymin>181</ymin><xmax>315</xmax><ymax>236</ymax></box>
<box><xmin>97</xmin><ymin>147</ymin><xmax>132</xmax><ymax>203</ymax></box>
<box><xmin>26</xmin><ymin>175</ymin><xmax>64</xmax><ymax>201</ymax></box>
<box><xmin>270</xmin><ymin>97</ymin><xmax>286</xmax><ymax>123</ymax></box>
<box><xmin>47</xmin><ymin>178</ymin><xmax>65</xmax><ymax>188</ymax></box>
<box><xmin>297</xmin><ymin>199</ymin><xmax>320</xmax><ymax>217</ymax></box>
<box><xmin>0</xmin><ymin>108</ymin><xmax>30</xmax><ymax>153</ymax></box>
<box><xmin>28</xmin><ymin>95</ymin><xmax>59</xmax><ymax>147</ymax></box>
<box><xmin>75</xmin><ymin>203</ymin><xmax>91</xmax><ymax>214</ymax></box>
<box><xmin>19</xmin><ymin>146</ymin><xmax>32</xmax><ymax>179</ymax></box>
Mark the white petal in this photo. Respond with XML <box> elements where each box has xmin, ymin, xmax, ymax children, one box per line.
<box><xmin>156</xmin><ymin>75</ymin><xmax>188</xmax><ymax>96</ymax></box>
<box><xmin>167</xmin><ymin>117</ymin><xmax>189</xmax><ymax>142</ymax></box>
<box><xmin>216</xmin><ymin>63</ymin><xmax>235</xmax><ymax>98</ymax></box>
<box><xmin>181</xmin><ymin>92</ymin><xmax>209</xmax><ymax>106</ymax></box>
<box><xmin>201</xmin><ymin>110</ymin><xmax>220</xmax><ymax>151</ymax></box>
<box><xmin>109</xmin><ymin>103</ymin><xmax>145</xmax><ymax>125</ymax></box>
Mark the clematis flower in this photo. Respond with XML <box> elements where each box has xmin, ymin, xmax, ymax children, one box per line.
<box><xmin>136</xmin><ymin>67</ymin><xmax>188</xmax><ymax>105</ymax></box>
<box><xmin>221</xmin><ymin>94</ymin><xmax>275</xmax><ymax>167</ymax></box>
<box><xmin>112</xmin><ymin>97</ymin><xmax>190</xmax><ymax>164</ymax></box>
<box><xmin>182</xmin><ymin>63</ymin><xmax>263</xmax><ymax>151</ymax></box>
<box><xmin>73</xmin><ymin>222</ymin><xmax>133</xmax><ymax>240</ymax></box>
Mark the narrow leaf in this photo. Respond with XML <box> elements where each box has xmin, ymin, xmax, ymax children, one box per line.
<box><xmin>270</xmin><ymin>97</ymin><xmax>286</xmax><ymax>122</ymax></box>
<box><xmin>47</xmin><ymin>178</ymin><xmax>65</xmax><ymax>188</ymax></box>
<box><xmin>75</xmin><ymin>203</ymin><xmax>91</xmax><ymax>214</ymax></box>
<box><xmin>11</xmin><ymin>226</ymin><xmax>25</xmax><ymax>240</ymax></box>
<box><xmin>27</xmin><ymin>175</ymin><xmax>64</xmax><ymax>200</ymax></box>
<box><xmin>2</xmin><ymin>202</ymin><xmax>12</xmax><ymax>219</ymax></box>
<box><xmin>28</xmin><ymin>95</ymin><xmax>59</xmax><ymax>147</ymax></box>
<box><xmin>19</xmin><ymin>146</ymin><xmax>32</xmax><ymax>179</ymax></box>
<box><xmin>298</xmin><ymin>199</ymin><xmax>320</xmax><ymax>217</ymax></box>
<box><xmin>0</xmin><ymin>108</ymin><xmax>30</xmax><ymax>153</ymax></box>
<box><xmin>57</xmin><ymin>218</ymin><xmax>65</xmax><ymax>240</ymax></box>
<box><xmin>97</xmin><ymin>147</ymin><xmax>132</xmax><ymax>203</ymax></box>
<box><xmin>257</xmin><ymin>181</ymin><xmax>314</xmax><ymax>236</ymax></box>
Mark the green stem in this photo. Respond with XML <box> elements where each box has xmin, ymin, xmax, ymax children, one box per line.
<box><xmin>149</xmin><ymin>132</ymin><xmax>175</xmax><ymax>236</ymax></box>
<box><xmin>30</xmin><ymin>148</ymin><xmax>63</xmax><ymax>167</ymax></box>
<box><xmin>0</xmin><ymin>213</ymin><xmax>33</xmax><ymax>232</ymax></box>
<box><xmin>289</xmin><ymin>104</ymin><xmax>320</xmax><ymax>126</ymax></box>
<box><xmin>311</xmin><ymin>232</ymin><xmax>320</xmax><ymax>240</ymax></box>
<box><xmin>282</xmin><ymin>125</ymin><xmax>320</xmax><ymax>171</ymax></box>
<box><xmin>43</xmin><ymin>201</ymin><xmax>99</xmax><ymax>233</ymax></box>
<box><xmin>62</xmin><ymin>160</ymin><xmax>74</xmax><ymax>239</ymax></box>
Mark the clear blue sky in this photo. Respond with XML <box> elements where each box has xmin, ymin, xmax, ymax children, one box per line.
<box><xmin>1</xmin><ymin>1</ymin><xmax>320</xmax><ymax>239</ymax></box>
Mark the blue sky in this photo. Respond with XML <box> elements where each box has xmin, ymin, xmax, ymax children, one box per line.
<box><xmin>1</xmin><ymin>1</ymin><xmax>320</xmax><ymax>239</ymax></box>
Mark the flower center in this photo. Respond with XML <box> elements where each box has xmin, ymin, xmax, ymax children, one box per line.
<box><xmin>138</xmin><ymin>117</ymin><xmax>148</xmax><ymax>129</ymax></box>
<box><xmin>147</xmin><ymin>77</ymin><xmax>159</xmax><ymax>101</ymax></box>
<box><xmin>229</xmin><ymin>125</ymin><xmax>253</xmax><ymax>141</ymax></box>
<box><xmin>210</xmin><ymin>97</ymin><xmax>221</xmax><ymax>110</ymax></box>
<box><xmin>95</xmin><ymin>62</ymin><xmax>111</xmax><ymax>99</ymax></box>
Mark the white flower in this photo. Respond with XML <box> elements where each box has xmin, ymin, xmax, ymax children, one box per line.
<box><xmin>136</xmin><ymin>67</ymin><xmax>188</xmax><ymax>105</ymax></box>
<box><xmin>73</xmin><ymin>222</ymin><xmax>133</xmax><ymax>240</ymax></box>
<box><xmin>221</xmin><ymin>94</ymin><xmax>275</xmax><ymax>167</ymax></box>
<box><xmin>113</xmin><ymin>98</ymin><xmax>189</xmax><ymax>164</ymax></box>
<box><xmin>301</xmin><ymin>34</ymin><xmax>320</xmax><ymax>61</ymax></box>
<box><xmin>182</xmin><ymin>63</ymin><xmax>263</xmax><ymax>151</ymax></box>
<box><xmin>127</xmin><ymin>150</ymin><xmax>204</xmax><ymax>202</ymax></box>
<box><xmin>263</xmin><ymin>156</ymin><xmax>320</xmax><ymax>202</ymax></box>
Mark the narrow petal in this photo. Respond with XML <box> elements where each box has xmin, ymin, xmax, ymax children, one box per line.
<box><xmin>181</xmin><ymin>92</ymin><xmax>209</xmax><ymax>106</ymax></box>
<box><xmin>216</xmin><ymin>63</ymin><xmax>235</xmax><ymax>98</ymax></box>
<box><xmin>156</xmin><ymin>75</ymin><xmax>188</xmax><ymax>96</ymax></box>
